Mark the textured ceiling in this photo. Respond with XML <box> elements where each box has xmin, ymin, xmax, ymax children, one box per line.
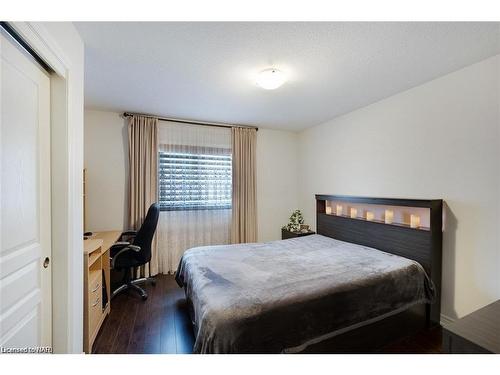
<box><xmin>75</xmin><ymin>22</ymin><xmax>500</xmax><ymax>131</ymax></box>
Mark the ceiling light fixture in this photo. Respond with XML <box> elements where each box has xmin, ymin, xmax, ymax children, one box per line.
<box><xmin>256</xmin><ymin>68</ymin><xmax>286</xmax><ymax>90</ymax></box>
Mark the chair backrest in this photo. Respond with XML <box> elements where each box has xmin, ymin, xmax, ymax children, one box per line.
<box><xmin>132</xmin><ymin>203</ymin><xmax>160</xmax><ymax>263</ymax></box>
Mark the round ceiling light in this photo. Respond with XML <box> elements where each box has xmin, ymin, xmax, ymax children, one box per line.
<box><xmin>256</xmin><ymin>68</ymin><xmax>286</xmax><ymax>90</ymax></box>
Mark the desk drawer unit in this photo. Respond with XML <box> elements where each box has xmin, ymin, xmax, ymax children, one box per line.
<box><xmin>88</xmin><ymin>271</ymin><xmax>102</xmax><ymax>337</ymax></box>
<box><xmin>83</xmin><ymin>232</ymin><xmax>120</xmax><ymax>353</ymax></box>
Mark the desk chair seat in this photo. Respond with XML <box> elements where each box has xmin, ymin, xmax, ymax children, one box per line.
<box><xmin>110</xmin><ymin>203</ymin><xmax>159</xmax><ymax>300</ymax></box>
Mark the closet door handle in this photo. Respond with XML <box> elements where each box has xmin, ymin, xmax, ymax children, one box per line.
<box><xmin>91</xmin><ymin>283</ymin><xmax>100</xmax><ymax>293</ymax></box>
<box><xmin>92</xmin><ymin>297</ymin><xmax>100</xmax><ymax>307</ymax></box>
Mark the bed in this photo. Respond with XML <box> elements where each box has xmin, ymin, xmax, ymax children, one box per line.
<box><xmin>175</xmin><ymin>195</ymin><xmax>443</xmax><ymax>354</ymax></box>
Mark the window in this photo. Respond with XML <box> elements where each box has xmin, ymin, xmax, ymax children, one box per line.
<box><xmin>158</xmin><ymin>150</ymin><xmax>232</xmax><ymax>211</ymax></box>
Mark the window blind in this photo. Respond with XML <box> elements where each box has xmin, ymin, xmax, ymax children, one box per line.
<box><xmin>158</xmin><ymin>151</ymin><xmax>232</xmax><ymax>210</ymax></box>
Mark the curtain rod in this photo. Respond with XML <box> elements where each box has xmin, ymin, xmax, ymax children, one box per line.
<box><xmin>123</xmin><ymin>112</ymin><xmax>258</xmax><ymax>131</ymax></box>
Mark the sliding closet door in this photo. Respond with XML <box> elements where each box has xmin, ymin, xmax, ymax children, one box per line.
<box><xmin>0</xmin><ymin>32</ymin><xmax>52</xmax><ymax>349</ymax></box>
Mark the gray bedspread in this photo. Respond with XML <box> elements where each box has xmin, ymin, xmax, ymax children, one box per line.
<box><xmin>175</xmin><ymin>234</ymin><xmax>435</xmax><ymax>353</ymax></box>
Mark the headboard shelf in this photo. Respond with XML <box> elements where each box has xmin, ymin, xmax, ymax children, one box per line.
<box><xmin>315</xmin><ymin>195</ymin><xmax>443</xmax><ymax>325</ymax></box>
<box><xmin>322</xmin><ymin>213</ymin><xmax>431</xmax><ymax>231</ymax></box>
<box><xmin>316</xmin><ymin>194</ymin><xmax>442</xmax><ymax>209</ymax></box>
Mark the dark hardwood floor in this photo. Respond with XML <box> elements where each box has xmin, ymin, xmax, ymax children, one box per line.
<box><xmin>93</xmin><ymin>274</ymin><xmax>194</xmax><ymax>354</ymax></box>
<box><xmin>92</xmin><ymin>274</ymin><xmax>442</xmax><ymax>354</ymax></box>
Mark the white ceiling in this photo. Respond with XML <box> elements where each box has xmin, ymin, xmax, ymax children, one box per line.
<box><xmin>75</xmin><ymin>22</ymin><xmax>500</xmax><ymax>131</ymax></box>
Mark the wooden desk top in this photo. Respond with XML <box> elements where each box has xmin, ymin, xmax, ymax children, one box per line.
<box><xmin>83</xmin><ymin>239</ymin><xmax>103</xmax><ymax>254</ymax></box>
<box><xmin>83</xmin><ymin>230</ymin><xmax>121</xmax><ymax>254</ymax></box>
<box><xmin>443</xmin><ymin>300</ymin><xmax>500</xmax><ymax>353</ymax></box>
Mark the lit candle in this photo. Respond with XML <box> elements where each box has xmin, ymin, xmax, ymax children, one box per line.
<box><xmin>385</xmin><ymin>209</ymin><xmax>394</xmax><ymax>224</ymax></box>
<box><xmin>366</xmin><ymin>211</ymin><xmax>374</xmax><ymax>221</ymax></box>
<box><xmin>410</xmin><ymin>214</ymin><xmax>420</xmax><ymax>229</ymax></box>
<box><xmin>336</xmin><ymin>205</ymin><xmax>343</xmax><ymax>216</ymax></box>
<box><xmin>325</xmin><ymin>206</ymin><xmax>332</xmax><ymax>215</ymax></box>
<box><xmin>350</xmin><ymin>208</ymin><xmax>357</xmax><ymax>219</ymax></box>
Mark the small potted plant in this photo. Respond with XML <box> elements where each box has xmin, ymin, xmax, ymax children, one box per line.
<box><xmin>282</xmin><ymin>209</ymin><xmax>305</xmax><ymax>233</ymax></box>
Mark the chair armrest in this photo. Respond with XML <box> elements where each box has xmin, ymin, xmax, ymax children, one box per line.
<box><xmin>111</xmin><ymin>241</ymin><xmax>130</xmax><ymax>248</ymax></box>
<box><xmin>110</xmin><ymin>244</ymin><xmax>141</xmax><ymax>269</ymax></box>
<box><xmin>110</xmin><ymin>241</ymin><xmax>131</xmax><ymax>254</ymax></box>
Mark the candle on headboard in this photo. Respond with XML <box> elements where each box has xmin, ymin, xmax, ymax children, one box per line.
<box><xmin>410</xmin><ymin>214</ymin><xmax>420</xmax><ymax>229</ymax></box>
<box><xmin>336</xmin><ymin>205</ymin><xmax>343</xmax><ymax>216</ymax></box>
<box><xmin>385</xmin><ymin>209</ymin><xmax>394</xmax><ymax>224</ymax></box>
<box><xmin>366</xmin><ymin>211</ymin><xmax>374</xmax><ymax>221</ymax></box>
<box><xmin>350</xmin><ymin>208</ymin><xmax>357</xmax><ymax>219</ymax></box>
<box><xmin>325</xmin><ymin>206</ymin><xmax>332</xmax><ymax>215</ymax></box>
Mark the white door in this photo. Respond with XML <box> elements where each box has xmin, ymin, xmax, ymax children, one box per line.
<box><xmin>0</xmin><ymin>31</ymin><xmax>52</xmax><ymax>350</ymax></box>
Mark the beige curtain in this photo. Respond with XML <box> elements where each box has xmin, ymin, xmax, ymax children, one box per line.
<box><xmin>231</xmin><ymin>127</ymin><xmax>257</xmax><ymax>243</ymax></box>
<box><xmin>128</xmin><ymin>115</ymin><xmax>159</xmax><ymax>276</ymax></box>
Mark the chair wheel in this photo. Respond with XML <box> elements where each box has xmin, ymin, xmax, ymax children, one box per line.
<box><xmin>141</xmin><ymin>294</ymin><xmax>148</xmax><ymax>301</ymax></box>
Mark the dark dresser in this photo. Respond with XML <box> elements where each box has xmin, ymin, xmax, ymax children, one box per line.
<box><xmin>442</xmin><ymin>300</ymin><xmax>499</xmax><ymax>353</ymax></box>
<box><xmin>281</xmin><ymin>229</ymin><xmax>315</xmax><ymax>240</ymax></box>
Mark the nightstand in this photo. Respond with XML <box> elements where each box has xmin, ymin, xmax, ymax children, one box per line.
<box><xmin>442</xmin><ymin>300</ymin><xmax>499</xmax><ymax>353</ymax></box>
<box><xmin>281</xmin><ymin>229</ymin><xmax>316</xmax><ymax>240</ymax></box>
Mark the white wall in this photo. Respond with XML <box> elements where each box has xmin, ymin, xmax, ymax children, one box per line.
<box><xmin>256</xmin><ymin>129</ymin><xmax>299</xmax><ymax>241</ymax></box>
<box><xmin>298</xmin><ymin>55</ymin><xmax>500</xmax><ymax>320</ymax></box>
<box><xmin>84</xmin><ymin>111</ymin><xmax>299</xmax><ymax>241</ymax></box>
<box><xmin>84</xmin><ymin>110</ymin><xmax>128</xmax><ymax>231</ymax></box>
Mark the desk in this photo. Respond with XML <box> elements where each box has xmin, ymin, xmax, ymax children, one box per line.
<box><xmin>83</xmin><ymin>230</ymin><xmax>121</xmax><ymax>353</ymax></box>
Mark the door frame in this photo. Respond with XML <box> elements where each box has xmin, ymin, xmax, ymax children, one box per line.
<box><xmin>6</xmin><ymin>22</ymin><xmax>84</xmax><ymax>354</ymax></box>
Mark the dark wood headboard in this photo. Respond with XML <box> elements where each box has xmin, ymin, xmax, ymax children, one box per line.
<box><xmin>315</xmin><ymin>194</ymin><xmax>443</xmax><ymax>325</ymax></box>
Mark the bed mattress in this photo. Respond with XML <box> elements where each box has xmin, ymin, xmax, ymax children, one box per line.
<box><xmin>175</xmin><ymin>234</ymin><xmax>435</xmax><ymax>353</ymax></box>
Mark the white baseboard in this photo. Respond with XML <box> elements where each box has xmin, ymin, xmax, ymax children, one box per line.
<box><xmin>440</xmin><ymin>314</ymin><xmax>455</xmax><ymax>325</ymax></box>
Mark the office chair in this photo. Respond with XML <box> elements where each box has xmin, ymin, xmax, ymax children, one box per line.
<box><xmin>110</xmin><ymin>203</ymin><xmax>160</xmax><ymax>300</ymax></box>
